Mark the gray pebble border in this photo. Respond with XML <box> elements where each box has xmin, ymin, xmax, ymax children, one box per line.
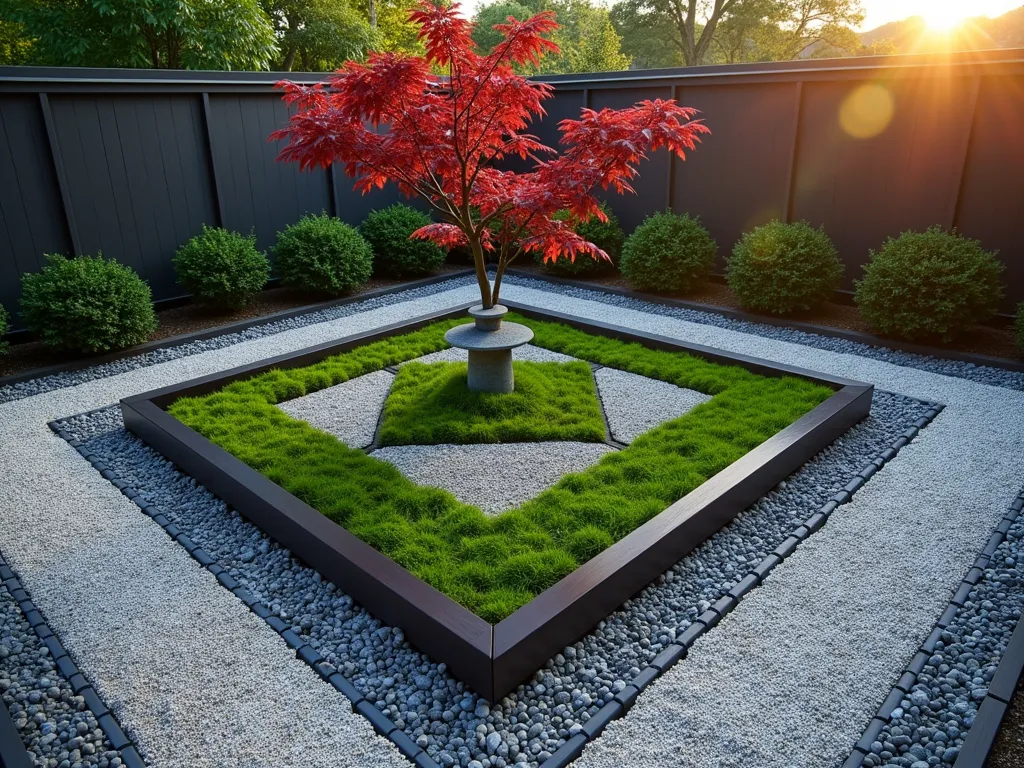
<box><xmin>45</xmin><ymin>419</ymin><xmax>442</xmax><ymax>768</ymax></box>
<box><xmin>501</xmin><ymin>274</ymin><xmax>1024</xmax><ymax>392</ymax></box>
<box><xmin>0</xmin><ymin>556</ymin><xmax>140</xmax><ymax>767</ymax></box>
<box><xmin>49</xmin><ymin>388</ymin><xmax>934</xmax><ymax>768</ymax></box>
<box><xmin>843</xmin><ymin>487</ymin><xmax>1024</xmax><ymax>768</ymax></box>
<box><xmin>0</xmin><ymin>273</ymin><xmax>473</xmax><ymax>406</ymax></box>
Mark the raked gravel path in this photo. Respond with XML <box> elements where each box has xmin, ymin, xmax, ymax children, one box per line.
<box><xmin>489</xmin><ymin>282</ymin><xmax>1024</xmax><ymax>768</ymax></box>
<box><xmin>278</xmin><ymin>368</ymin><xmax>395</xmax><ymax>448</ymax></box>
<box><xmin>1</xmin><ymin>276</ymin><xmax>1022</xmax><ymax>767</ymax></box>
<box><xmin>594</xmin><ymin>366</ymin><xmax>711</xmax><ymax>444</ymax></box>
<box><xmin>371</xmin><ymin>441</ymin><xmax>614</xmax><ymax>515</ymax></box>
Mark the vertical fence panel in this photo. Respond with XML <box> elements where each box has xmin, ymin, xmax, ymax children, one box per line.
<box><xmin>790</xmin><ymin>74</ymin><xmax>977</xmax><ymax>291</ymax></box>
<box><xmin>206</xmin><ymin>93</ymin><xmax>331</xmax><ymax>254</ymax></box>
<box><xmin>0</xmin><ymin>95</ymin><xmax>70</xmax><ymax>319</ymax></box>
<box><xmin>954</xmin><ymin>74</ymin><xmax>1024</xmax><ymax>314</ymax></box>
<box><xmin>670</xmin><ymin>81</ymin><xmax>800</xmax><ymax>270</ymax></box>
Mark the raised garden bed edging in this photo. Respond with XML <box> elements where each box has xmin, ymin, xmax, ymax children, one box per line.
<box><xmin>119</xmin><ymin>301</ymin><xmax>873</xmax><ymax>701</ymax></box>
<box><xmin>504</xmin><ymin>269</ymin><xmax>1024</xmax><ymax>375</ymax></box>
<box><xmin>0</xmin><ymin>551</ymin><xmax>143</xmax><ymax>768</ymax></box>
<box><xmin>51</xmin><ymin>392</ymin><xmax>938</xmax><ymax>768</ymax></box>
<box><xmin>0</xmin><ymin>268</ymin><xmax>476</xmax><ymax>391</ymax></box>
<box><xmin>841</xmin><ymin>487</ymin><xmax>1024</xmax><ymax>768</ymax></box>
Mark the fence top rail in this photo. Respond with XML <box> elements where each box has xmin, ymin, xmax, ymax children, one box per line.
<box><xmin>1</xmin><ymin>48</ymin><xmax>1022</xmax><ymax>92</ymax></box>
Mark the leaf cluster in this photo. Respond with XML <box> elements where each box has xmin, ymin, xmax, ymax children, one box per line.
<box><xmin>360</xmin><ymin>204</ymin><xmax>447</xmax><ymax>278</ymax></box>
<box><xmin>620</xmin><ymin>211</ymin><xmax>717</xmax><ymax>293</ymax></box>
<box><xmin>274</xmin><ymin>213</ymin><xmax>374</xmax><ymax>296</ymax></box>
<box><xmin>536</xmin><ymin>203</ymin><xmax>624</xmax><ymax>277</ymax></box>
<box><xmin>727</xmin><ymin>220</ymin><xmax>843</xmax><ymax>314</ymax></box>
<box><xmin>173</xmin><ymin>226</ymin><xmax>270</xmax><ymax>309</ymax></box>
<box><xmin>20</xmin><ymin>254</ymin><xmax>157</xmax><ymax>353</ymax></box>
<box><xmin>854</xmin><ymin>227</ymin><xmax>1004</xmax><ymax>342</ymax></box>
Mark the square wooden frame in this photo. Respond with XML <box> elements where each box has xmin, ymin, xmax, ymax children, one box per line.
<box><xmin>121</xmin><ymin>300</ymin><xmax>872</xmax><ymax>700</ymax></box>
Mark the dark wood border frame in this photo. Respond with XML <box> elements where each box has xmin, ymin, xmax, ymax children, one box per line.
<box><xmin>121</xmin><ymin>300</ymin><xmax>873</xmax><ymax>700</ymax></box>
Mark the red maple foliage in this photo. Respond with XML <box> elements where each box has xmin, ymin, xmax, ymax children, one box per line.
<box><xmin>272</xmin><ymin>0</ymin><xmax>709</xmax><ymax>308</ymax></box>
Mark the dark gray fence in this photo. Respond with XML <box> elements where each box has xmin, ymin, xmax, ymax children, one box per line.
<box><xmin>1</xmin><ymin>49</ymin><xmax>1022</xmax><ymax>333</ymax></box>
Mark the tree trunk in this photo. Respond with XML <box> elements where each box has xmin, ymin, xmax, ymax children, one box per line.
<box><xmin>469</xmin><ymin>237</ymin><xmax>493</xmax><ymax>309</ymax></box>
<box><xmin>368</xmin><ymin>0</ymin><xmax>377</xmax><ymax>28</ymax></box>
<box><xmin>282</xmin><ymin>46</ymin><xmax>298</xmax><ymax>71</ymax></box>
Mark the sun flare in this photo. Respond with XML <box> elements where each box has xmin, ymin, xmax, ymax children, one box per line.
<box><xmin>921</xmin><ymin>5</ymin><xmax>968</xmax><ymax>30</ymax></box>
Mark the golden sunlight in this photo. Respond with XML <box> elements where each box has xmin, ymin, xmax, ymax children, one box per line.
<box><xmin>920</xmin><ymin>5</ymin><xmax>970</xmax><ymax>31</ymax></box>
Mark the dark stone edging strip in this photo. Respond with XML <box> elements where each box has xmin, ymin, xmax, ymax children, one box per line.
<box><xmin>47</xmin><ymin>420</ymin><xmax>443</xmax><ymax>768</ymax></box>
<box><xmin>524</xmin><ymin>401</ymin><xmax>946</xmax><ymax>768</ymax></box>
<box><xmin>503</xmin><ymin>269</ymin><xmax>1024</xmax><ymax>377</ymax></box>
<box><xmin>0</xmin><ymin>269</ymin><xmax>475</xmax><ymax>392</ymax></box>
<box><xmin>50</xmin><ymin>397</ymin><xmax>935</xmax><ymax>768</ymax></box>
<box><xmin>0</xmin><ymin>553</ymin><xmax>145</xmax><ymax>768</ymax></box>
<box><xmin>840</xmin><ymin>488</ymin><xmax>1024</xmax><ymax>768</ymax></box>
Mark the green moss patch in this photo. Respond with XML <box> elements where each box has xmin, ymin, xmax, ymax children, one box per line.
<box><xmin>169</xmin><ymin>315</ymin><xmax>833</xmax><ymax>623</ymax></box>
<box><xmin>378</xmin><ymin>361</ymin><xmax>606</xmax><ymax>446</ymax></box>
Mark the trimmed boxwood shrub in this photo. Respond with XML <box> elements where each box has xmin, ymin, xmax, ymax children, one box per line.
<box><xmin>274</xmin><ymin>214</ymin><xmax>373</xmax><ymax>295</ymax></box>
<box><xmin>361</xmin><ymin>204</ymin><xmax>446</xmax><ymax>278</ymax></box>
<box><xmin>1016</xmin><ymin>304</ymin><xmax>1024</xmax><ymax>355</ymax></box>
<box><xmin>727</xmin><ymin>220</ymin><xmax>843</xmax><ymax>314</ymax></box>
<box><xmin>173</xmin><ymin>225</ymin><xmax>269</xmax><ymax>309</ymax></box>
<box><xmin>855</xmin><ymin>227</ymin><xmax>1004</xmax><ymax>342</ymax></box>
<box><xmin>620</xmin><ymin>211</ymin><xmax>717</xmax><ymax>293</ymax></box>
<box><xmin>535</xmin><ymin>204</ymin><xmax>624</xmax><ymax>277</ymax></box>
<box><xmin>0</xmin><ymin>304</ymin><xmax>8</xmax><ymax>356</ymax></box>
<box><xmin>20</xmin><ymin>254</ymin><xmax>157</xmax><ymax>353</ymax></box>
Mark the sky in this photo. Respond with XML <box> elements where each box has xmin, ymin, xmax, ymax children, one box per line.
<box><xmin>454</xmin><ymin>0</ymin><xmax>1023</xmax><ymax>32</ymax></box>
<box><xmin>858</xmin><ymin>0</ymin><xmax>1022</xmax><ymax>30</ymax></box>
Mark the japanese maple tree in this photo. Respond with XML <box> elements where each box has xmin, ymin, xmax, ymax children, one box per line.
<box><xmin>272</xmin><ymin>0</ymin><xmax>709</xmax><ymax>309</ymax></box>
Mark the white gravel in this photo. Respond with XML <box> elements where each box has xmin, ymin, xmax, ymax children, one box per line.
<box><xmin>486</xmin><ymin>282</ymin><xmax>1024</xmax><ymax>768</ymax></box>
<box><xmin>594</xmin><ymin>367</ymin><xmax>711</xmax><ymax>444</ymax></box>
<box><xmin>277</xmin><ymin>369</ymin><xmax>394</xmax><ymax>449</ymax></box>
<box><xmin>370</xmin><ymin>442</ymin><xmax>614</xmax><ymax>515</ymax></box>
<box><xmin>3</xmin><ymin>275</ymin><xmax>1022</xmax><ymax>768</ymax></box>
<box><xmin>403</xmin><ymin>343</ymin><xmax>577</xmax><ymax>366</ymax></box>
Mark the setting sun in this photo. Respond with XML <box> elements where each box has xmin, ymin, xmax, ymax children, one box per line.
<box><xmin>921</xmin><ymin>6</ymin><xmax>969</xmax><ymax>30</ymax></box>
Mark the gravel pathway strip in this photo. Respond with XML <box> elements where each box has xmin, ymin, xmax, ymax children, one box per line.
<box><xmin>0</xmin><ymin>285</ymin><xmax>483</xmax><ymax>767</ymax></box>
<box><xmin>278</xmin><ymin>369</ymin><xmax>395</xmax><ymax>449</ymax></box>
<box><xmin>370</xmin><ymin>442</ymin><xmax>615</xmax><ymax>515</ymax></box>
<box><xmin>502</xmin><ymin>275</ymin><xmax>1024</xmax><ymax>391</ymax></box>
<box><xmin>6</xmin><ymin>277</ymin><xmax>1023</xmax><ymax>768</ymax></box>
<box><xmin>593</xmin><ymin>367</ymin><xmax>711</xmax><ymax>445</ymax></box>
<box><xmin>54</xmin><ymin>388</ymin><xmax>927</xmax><ymax>768</ymax></box>
<box><xmin>478</xmin><ymin>286</ymin><xmax>1024</xmax><ymax>768</ymax></box>
<box><xmin>403</xmin><ymin>344</ymin><xmax>577</xmax><ymax>366</ymax></box>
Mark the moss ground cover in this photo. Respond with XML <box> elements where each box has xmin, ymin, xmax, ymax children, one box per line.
<box><xmin>169</xmin><ymin>315</ymin><xmax>833</xmax><ymax>622</ymax></box>
<box><xmin>378</xmin><ymin>361</ymin><xmax>606</xmax><ymax>446</ymax></box>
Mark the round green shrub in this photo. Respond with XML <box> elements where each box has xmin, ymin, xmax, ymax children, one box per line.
<box><xmin>854</xmin><ymin>227</ymin><xmax>1004</xmax><ymax>342</ymax></box>
<box><xmin>274</xmin><ymin>214</ymin><xmax>373</xmax><ymax>295</ymax></box>
<box><xmin>1016</xmin><ymin>303</ymin><xmax>1024</xmax><ymax>355</ymax></box>
<box><xmin>360</xmin><ymin>204</ymin><xmax>446</xmax><ymax>278</ymax></box>
<box><xmin>536</xmin><ymin>204</ymin><xmax>624</xmax><ymax>277</ymax></box>
<box><xmin>173</xmin><ymin>225</ymin><xmax>269</xmax><ymax>309</ymax></box>
<box><xmin>0</xmin><ymin>303</ymin><xmax>8</xmax><ymax>356</ymax></box>
<box><xmin>620</xmin><ymin>211</ymin><xmax>717</xmax><ymax>293</ymax></box>
<box><xmin>20</xmin><ymin>254</ymin><xmax>157</xmax><ymax>353</ymax></box>
<box><xmin>727</xmin><ymin>220</ymin><xmax>843</xmax><ymax>314</ymax></box>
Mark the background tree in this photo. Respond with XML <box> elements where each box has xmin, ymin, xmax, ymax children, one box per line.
<box><xmin>0</xmin><ymin>0</ymin><xmax>278</xmax><ymax>69</ymax></box>
<box><xmin>474</xmin><ymin>0</ymin><xmax>630</xmax><ymax>73</ymax></box>
<box><xmin>0</xmin><ymin>18</ymin><xmax>31</xmax><ymax>64</ymax></box>
<box><xmin>609</xmin><ymin>0</ymin><xmax>862</xmax><ymax>66</ymax></box>
<box><xmin>353</xmin><ymin>0</ymin><xmax>425</xmax><ymax>52</ymax></box>
<box><xmin>263</xmin><ymin>0</ymin><xmax>376</xmax><ymax>70</ymax></box>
